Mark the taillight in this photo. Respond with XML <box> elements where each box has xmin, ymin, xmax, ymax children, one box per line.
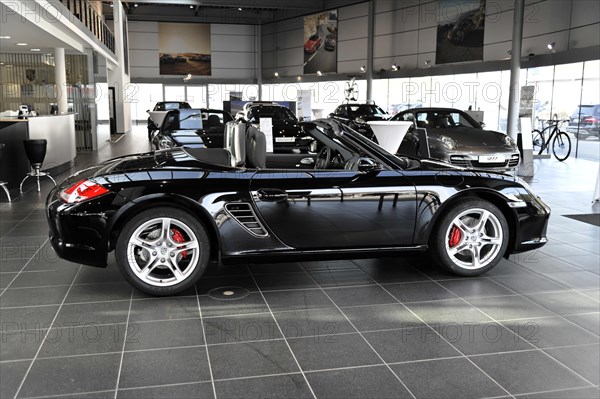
<box><xmin>583</xmin><ymin>116</ymin><xmax>598</xmax><ymax>123</ymax></box>
<box><xmin>59</xmin><ymin>179</ymin><xmax>109</xmax><ymax>203</ymax></box>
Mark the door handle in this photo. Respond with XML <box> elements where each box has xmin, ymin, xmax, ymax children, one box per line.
<box><xmin>257</xmin><ymin>188</ymin><xmax>288</xmax><ymax>202</ymax></box>
<box><xmin>299</xmin><ymin>157</ymin><xmax>314</xmax><ymax>165</ymax></box>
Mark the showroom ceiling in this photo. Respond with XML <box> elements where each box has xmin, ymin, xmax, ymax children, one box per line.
<box><xmin>103</xmin><ymin>0</ymin><xmax>362</xmax><ymax>24</ymax></box>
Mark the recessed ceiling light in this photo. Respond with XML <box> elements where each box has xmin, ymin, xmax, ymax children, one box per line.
<box><xmin>0</xmin><ymin>62</ymin><xmax>4</xmax><ymax>65</ymax></box>
<box><xmin>274</xmin><ymin>72</ymin><xmax>279</xmax><ymax>77</ymax></box>
<box><xmin>360</xmin><ymin>65</ymin><xmax>366</xmax><ymax>72</ymax></box>
<box><xmin>238</xmin><ymin>7</ymin><xmax>242</xmax><ymax>11</ymax></box>
<box><xmin>134</xmin><ymin>3</ymin><xmax>138</xmax><ymax>7</ymax></box>
<box><xmin>189</xmin><ymin>5</ymin><xmax>193</xmax><ymax>8</ymax></box>
<box><xmin>0</xmin><ymin>36</ymin><xmax>10</xmax><ymax>39</ymax></box>
<box><xmin>30</xmin><ymin>48</ymin><xmax>41</xmax><ymax>52</ymax></box>
<box><xmin>16</xmin><ymin>43</ymin><xmax>27</xmax><ymax>46</ymax></box>
<box><xmin>110</xmin><ymin>3</ymin><xmax>113</xmax><ymax>7</ymax></box>
<box><xmin>391</xmin><ymin>63</ymin><xmax>398</xmax><ymax>71</ymax></box>
<box><xmin>317</xmin><ymin>70</ymin><xmax>322</xmax><ymax>76</ymax></box>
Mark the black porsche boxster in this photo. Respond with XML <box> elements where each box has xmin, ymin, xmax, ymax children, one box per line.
<box><xmin>47</xmin><ymin>119</ymin><xmax>550</xmax><ymax>296</ymax></box>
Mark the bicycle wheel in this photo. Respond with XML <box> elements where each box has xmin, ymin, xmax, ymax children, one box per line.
<box><xmin>552</xmin><ymin>131</ymin><xmax>571</xmax><ymax>161</ymax></box>
<box><xmin>532</xmin><ymin>130</ymin><xmax>545</xmax><ymax>154</ymax></box>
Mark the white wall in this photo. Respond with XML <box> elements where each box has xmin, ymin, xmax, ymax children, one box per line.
<box><xmin>128</xmin><ymin>21</ymin><xmax>257</xmax><ymax>80</ymax></box>
<box><xmin>262</xmin><ymin>0</ymin><xmax>600</xmax><ymax>76</ymax></box>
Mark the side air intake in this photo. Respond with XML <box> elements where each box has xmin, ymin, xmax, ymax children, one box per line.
<box><xmin>224</xmin><ymin>203</ymin><xmax>268</xmax><ymax>237</ymax></box>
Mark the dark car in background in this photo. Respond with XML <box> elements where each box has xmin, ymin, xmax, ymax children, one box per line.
<box><xmin>329</xmin><ymin>103</ymin><xmax>390</xmax><ymax>140</ymax></box>
<box><xmin>392</xmin><ymin>108</ymin><xmax>520</xmax><ymax>171</ymax></box>
<box><xmin>152</xmin><ymin>108</ymin><xmax>233</xmax><ymax>150</ymax></box>
<box><xmin>566</xmin><ymin>104</ymin><xmax>600</xmax><ymax>138</ymax></box>
<box><xmin>147</xmin><ymin>101</ymin><xmax>192</xmax><ymax>140</ymax></box>
<box><xmin>240</xmin><ymin>102</ymin><xmax>314</xmax><ymax>153</ymax></box>
<box><xmin>324</xmin><ymin>34</ymin><xmax>337</xmax><ymax>51</ymax></box>
<box><xmin>47</xmin><ymin>118</ymin><xmax>549</xmax><ymax>296</ymax></box>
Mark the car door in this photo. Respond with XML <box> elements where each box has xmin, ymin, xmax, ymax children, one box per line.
<box><xmin>249</xmin><ymin>168</ymin><xmax>416</xmax><ymax>250</ymax></box>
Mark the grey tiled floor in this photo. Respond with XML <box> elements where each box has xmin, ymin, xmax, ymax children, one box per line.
<box><xmin>1</xmin><ymin>126</ymin><xmax>599</xmax><ymax>398</ymax></box>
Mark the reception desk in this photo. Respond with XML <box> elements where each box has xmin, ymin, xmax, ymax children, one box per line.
<box><xmin>0</xmin><ymin>114</ymin><xmax>76</xmax><ymax>189</ymax></box>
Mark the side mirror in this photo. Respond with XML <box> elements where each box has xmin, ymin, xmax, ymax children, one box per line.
<box><xmin>357</xmin><ymin>157</ymin><xmax>382</xmax><ymax>173</ymax></box>
<box><xmin>479</xmin><ymin>121</ymin><xmax>486</xmax><ymax>128</ymax></box>
<box><xmin>328</xmin><ymin>113</ymin><xmax>335</xmax><ymax>118</ymax></box>
<box><xmin>146</xmin><ymin>110</ymin><xmax>150</xmax><ymax>113</ymax></box>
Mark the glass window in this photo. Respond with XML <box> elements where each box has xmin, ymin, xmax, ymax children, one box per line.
<box><xmin>577</xmin><ymin>60</ymin><xmax>600</xmax><ymax>161</ymax></box>
<box><xmin>526</xmin><ymin>66</ymin><xmax>555</xmax><ymax>128</ymax></box>
<box><xmin>129</xmin><ymin>83</ymin><xmax>163</xmax><ymax>122</ymax></box>
<box><xmin>475</xmin><ymin>71</ymin><xmax>503</xmax><ymax>132</ymax></box>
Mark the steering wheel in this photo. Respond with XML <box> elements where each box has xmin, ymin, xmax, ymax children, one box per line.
<box><xmin>315</xmin><ymin>146</ymin><xmax>332</xmax><ymax>169</ymax></box>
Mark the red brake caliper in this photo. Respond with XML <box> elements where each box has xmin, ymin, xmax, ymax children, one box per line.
<box><xmin>448</xmin><ymin>225</ymin><xmax>462</xmax><ymax>247</ymax></box>
<box><xmin>170</xmin><ymin>228</ymin><xmax>188</xmax><ymax>258</ymax></box>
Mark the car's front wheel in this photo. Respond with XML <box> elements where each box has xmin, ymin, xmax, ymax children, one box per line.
<box><xmin>431</xmin><ymin>199</ymin><xmax>509</xmax><ymax>276</ymax></box>
<box><xmin>115</xmin><ymin>207</ymin><xmax>210</xmax><ymax>296</ymax></box>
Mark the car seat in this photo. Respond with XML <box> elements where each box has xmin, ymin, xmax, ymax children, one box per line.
<box><xmin>224</xmin><ymin>122</ymin><xmax>246</xmax><ymax>167</ymax></box>
<box><xmin>206</xmin><ymin>114</ymin><xmax>221</xmax><ymax>128</ymax></box>
<box><xmin>245</xmin><ymin>126</ymin><xmax>267</xmax><ymax>169</ymax></box>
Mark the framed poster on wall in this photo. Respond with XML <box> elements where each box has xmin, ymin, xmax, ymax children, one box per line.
<box><xmin>158</xmin><ymin>23</ymin><xmax>211</xmax><ymax>76</ymax></box>
<box><xmin>435</xmin><ymin>0</ymin><xmax>486</xmax><ymax>64</ymax></box>
<box><xmin>303</xmin><ymin>10</ymin><xmax>337</xmax><ymax>74</ymax></box>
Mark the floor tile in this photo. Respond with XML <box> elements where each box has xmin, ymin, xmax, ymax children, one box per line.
<box><xmin>406</xmin><ymin>298</ymin><xmax>493</xmax><ymax>324</ymax></box>
<box><xmin>0</xmin><ymin>360</ymin><xmax>30</xmax><ymax>398</ymax></box>
<box><xmin>249</xmin><ymin>262</ymin><xmax>305</xmax><ymax>274</ymax></box>
<box><xmin>382</xmin><ymin>281</ymin><xmax>458</xmax><ymax>303</ymax></box>
<box><xmin>203</xmin><ymin>313</ymin><xmax>279</xmax><ymax>344</ymax></box>
<box><xmin>301</xmin><ymin>259</ymin><xmax>358</xmax><ymax>272</ymax></box>
<box><xmin>8</xmin><ymin>268</ymin><xmax>77</xmax><ymax>288</ymax></box>
<box><xmin>125</xmin><ymin>318</ymin><xmax>204</xmax><ymax>350</ymax></box>
<box><xmin>525</xmin><ymin>291</ymin><xmax>600</xmax><ymax>315</ymax></box>
<box><xmin>128</xmin><ymin>297</ymin><xmax>199</xmax><ymax>322</ymax></box>
<box><xmin>341</xmin><ymin>303</ymin><xmax>422</xmax><ymax>332</ymax></box>
<box><xmin>309</xmin><ymin>269</ymin><xmax>374</xmax><ymax>287</ymax></box>
<box><xmin>39</xmin><ymin>323</ymin><xmax>125</xmax><ymax>358</ymax></box>
<box><xmin>0</xmin><ymin>305</ymin><xmax>58</xmax><ymax>331</ymax></box>
<box><xmin>490</xmin><ymin>274</ymin><xmax>569</xmax><ymax>294</ymax></box>
<box><xmin>439</xmin><ymin>278</ymin><xmax>515</xmax><ymax>298</ymax></box>
<box><xmin>503</xmin><ymin>316</ymin><xmax>599</xmax><ymax>348</ymax></box>
<box><xmin>0</xmin><ymin>272</ymin><xmax>17</xmax><ymax>288</ymax></box>
<box><xmin>469</xmin><ymin>350</ymin><xmax>590</xmax><ymax>395</ymax></box>
<box><xmin>215</xmin><ymin>374</ymin><xmax>313</xmax><ymax>399</ymax></box>
<box><xmin>196</xmin><ymin>275</ymin><xmax>258</xmax><ymax>294</ymax></box>
<box><xmin>467</xmin><ymin>295</ymin><xmax>555</xmax><ymax>320</ymax></box>
<box><xmin>324</xmin><ymin>285</ymin><xmax>397</xmax><ymax>307</ymax></box>
<box><xmin>73</xmin><ymin>265</ymin><xmax>126</xmax><ymax>285</ymax></box>
<box><xmin>516</xmin><ymin>386</ymin><xmax>600</xmax><ymax>398</ymax></box>
<box><xmin>118</xmin><ymin>347</ymin><xmax>210</xmax><ymax>388</ymax></box>
<box><xmin>252</xmin><ymin>273</ymin><xmax>318</xmax><ymax>291</ymax></box>
<box><xmin>198</xmin><ymin>292</ymin><xmax>269</xmax><ymax>317</ymax></box>
<box><xmin>306</xmin><ymin>365</ymin><xmax>412</xmax><ymax>399</ymax></box>
<box><xmin>65</xmin><ymin>282</ymin><xmax>133</xmax><ymax>303</ymax></box>
<box><xmin>18</xmin><ymin>353</ymin><xmax>121</xmax><ymax>397</ymax></box>
<box><xmin>545</xmin><ymin>344</ymin><xmax>600</xmax><ymax>385</ymax></box>
<box><xmin>273</xmin><ymin>308</ymin><xmax>355</xmax><ymax>339</ymax></box>
<box><xmin>563</xmin><ymin>312</ymin><xmax>600</xmax><ymax>335</ymax></box>
<box><xmin>209</xmin><ymin>340</ymin><xmax>299</xmax><ymax>379</ymax></box>
<box><xmin>54</xmin><ymin>301</ymin><xmax>130</xmax><ymax>327</ymax></box>
<box><xmin>1</xmin><ymin>328</ymin><xmax>47</xmax><ymax>361</ymax></box>
<box><xmin>391</xmin><ymin>357</ymin><xmax>507</xmax><ymax>399</ymax></box>
<box><xmin>542</xmin><ymin>271</ymin><xmax>600</xmax><ymax>291</ymax></box>
<box><xmin>262</xmin><ymin>288</ymin><xmax>334</xmax><ymax>312</ymax></box>
<box><xmin>363</xmin><ymin>326</ymin><xmax>460</xmax><ymax>363</ymax></box>
<box><xmin>0</xmin><ymin>285</ymin><xmax>69</xmax><ymax>307</ymax></box>
<box><xmin>288</xmin><ymin>333</ymin><xmax>382</xmax><ymax>371</ymax></box>
<box><xmin>118</xmin><ymin>382</ymin><xmax>214</xmax><ymax>399</ymax></box>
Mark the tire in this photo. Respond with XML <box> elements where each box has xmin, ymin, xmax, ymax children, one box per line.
<box><xmin>115</xmin><ymin>207</ymin><xmax>210</xmax><ymax>296</ymax></box>
<box><xmin>552</xmin><ymin>131</ymin><xmax>571</xmax><ymax>161</ymax></box>
<box><xmin>532</xmin><ymin>130</ymin><xmax>545</xmax><ymax>154</ymax></box>
<box><xmin>430</xmin><ymin>199</ymin><xmax>509</xmax><ymax>276</ymax></box>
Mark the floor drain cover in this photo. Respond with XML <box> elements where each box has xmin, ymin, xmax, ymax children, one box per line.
<box><xmin>207</xmin><ymin>286</ymin><xmax>250</xmax><ymax>300</ymax></box>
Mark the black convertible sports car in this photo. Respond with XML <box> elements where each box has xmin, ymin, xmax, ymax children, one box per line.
<box><xmin>47</xmin><ymin>119</ymin><xmax>550</xmax><ymax>296</ymax></box>
<box><xmin>329</xmin><ymin>103</ymin><xmax>390</xmax><ymax>141</ymax></box>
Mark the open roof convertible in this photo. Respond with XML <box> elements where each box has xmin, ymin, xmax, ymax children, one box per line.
<box><xmin>47</xmin><ymin>119</ymin><xmax>550</xmax><ymax>296</ymax></box>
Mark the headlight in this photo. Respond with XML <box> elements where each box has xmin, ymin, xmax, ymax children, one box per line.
<box><xmin>354</xmin><ymin>117</ymin><xmax>366</xmax><ymax>125</ymax></box>
<box><xmin>439</xmin><ymin>135</ymin><xmax>457</xmax><ymax>150</ymax></box>
<box><xmin>503</xmin><ymin>135</ymin><xmax>516</xmax><ymax>146</ymax></box>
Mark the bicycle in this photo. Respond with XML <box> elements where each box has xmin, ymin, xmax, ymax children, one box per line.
<box><xmin>531</xmin><ymin>115</ymin><xmax>571</xmax><ymax>161</ymax></box>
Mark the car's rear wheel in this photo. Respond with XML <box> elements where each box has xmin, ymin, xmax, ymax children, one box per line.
<box><xmin>115</xmin><ymin>207</ymin><xmax>210</xmax><ymax>296</ymax></box>
<box><xmin>431</xmin><ymin>199</ymin><xmax>508</xmax><ymax>276</ymax></box>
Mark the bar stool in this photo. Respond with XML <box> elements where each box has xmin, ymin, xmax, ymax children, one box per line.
<box><xmin>0</xmin><ymin>144</ymin><xmax>11</xmax><ymax>202</ymax></box>
<box><xmin>20</xmin><ymin>139</ymin><xmax>57</xmax><ymax>194</ymax></box>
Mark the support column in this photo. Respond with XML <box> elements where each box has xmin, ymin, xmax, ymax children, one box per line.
<box><xmin>54</xmin><ymin>48</ymin><xmax>68</xmax><ymax>114</ymax></box>
<box><xmin>107</xmin><ymin>0</ymin><xmax>131</xmax><ymax>135</ymax></box>
<box><xmin>507</xmin><ymin>0</ymin><xmax>524</xmax><ymax>140</ymax></box>
<box><xmin>256</xmin><ymin>25</ymin><xmax>263</xmax><ymax>101</ymax></box>
<box><xmin>366</xmin><ymin>0</ymin><xmax>374</xmax><ymax>102</ymax></box>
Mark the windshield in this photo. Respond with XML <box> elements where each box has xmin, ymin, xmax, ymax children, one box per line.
<box><xmin>349</xmin><ymin>105</ymin><xmax>388</xmax><ymax>116</ymax></box>
<box><xmin>247</xmin><ymin>106</ymin><xmax>298</xmax><ymax>122</ymax></box>
<box><xmin>393</xmin><ymin>110</ymin><xmax>478</xmax><ymax>128</ymax></box>
<box><xmin>155</xmin><ymin>102</ymin><xmax>191</xmax><ymax>111</ymax></box>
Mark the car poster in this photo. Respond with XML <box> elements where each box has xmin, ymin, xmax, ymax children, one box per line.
<box><xmin>158</xmin><ymin>23</ymin><xmax>211</xmax><ymax>76</ymax></box>
<box><xmin>303</xmin><ymin>10</ymin><xmax>337</xmax><ymax>74</ymax></box>
<box><xmin>435</xmin><ymin>0</ymin><xmax>486</xmax><ymax>64</ymax></box>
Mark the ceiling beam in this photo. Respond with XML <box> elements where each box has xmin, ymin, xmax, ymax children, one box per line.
<box><xmin>119</xmin><ymin>0</ymin><xmax>321</xmax><ymax>10</ymax></box>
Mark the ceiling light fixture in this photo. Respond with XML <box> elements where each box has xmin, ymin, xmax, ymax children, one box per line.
<box><xmin>109</xmin><ymin>3</ymin><xmax>113</xmax><ymax>7</ymax></box>
<box><xmin>134</xmin><ymin>3</ymin><xmax>138</xmax><ymax>7</ymax></box>
<box><xmin>297</xmin><ymin>76</ymin><xmax>302</xmax><ymax>81</ymax></box>
<box><xmin>238</xmin><ymin>7</ymin><xmax>242</xmax><ymax>11</ymax></box>
<box><xmin>391</xmin><ymin>63</ymin><xmax>398</xmax><ymax>71</ymax></box>
<box><xmin>317</xmin><ymin>70</ymin><xmax>322</xmax><ymax>76</ymax></box>
<box><xmin>190</xmin><ymin>5</ymin><xmax>194</xmax><ymax>8</ymax></box>
<box><xmin>274</xmin><ymin>72</ymin><xmax>279</xmax><ymax>77</ymax></box>
<box><xmin>30</xmin><ymin>48</ymin><xmax>40</xmax><ymax>52</ymax></box>
<box><xmin>547</xmin><ymin>41</ymin><xmax>556</xmax><ymax>50</ymax></box>
<box><xmin>0</xmin><ymin>36</ymin><xmax>10</xmax><ymax>39</ymax></box>
<box><xmin>424</xmin><ymin>60</ymin><xmax>431</xmax><ymax>67</ymax></box>
<box><xmin>360</xmin><ymin>65</ymin><xmax>365</xmax><ymax>73</ymax></box>
<box><xmin>16</xmin><ymin>43</ymin><xmax>27</xmax><ymax>46</ymax></box>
